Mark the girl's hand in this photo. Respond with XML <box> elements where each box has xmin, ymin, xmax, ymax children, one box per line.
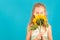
<box><xmin>37</xmin><ymin>32</ymin><xmax>44</xmax><ymax>40</ymax></box>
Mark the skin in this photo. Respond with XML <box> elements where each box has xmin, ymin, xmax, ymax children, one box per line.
<box><xmin>34</xmin><ymin>6</ymin><xmax>46</xmax><ymax>16</ymax></box>
<box><xmin>26</xmin><ymin>6</ymin><xmax>52</xmax><ymax>40</ymax></box>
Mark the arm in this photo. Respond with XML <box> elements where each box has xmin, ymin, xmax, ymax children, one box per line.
<box><xmin>48</xmin><ymin>25</ymin><xmax>53</xmax><ymax>40</ymax></box>
<box><xmin>26</xmin><ymin>25</ymin><xmax>40</xmax><ymax>40</ymax></box>
<box><xmin>26</xmin><ymin>25</ymin><xmax>31</xmax><ymax>40</ymax></box>
<box><xmin>26</xmin><ymin>31</ymin><xmax>31</xmax><ymax>40</ymax></box>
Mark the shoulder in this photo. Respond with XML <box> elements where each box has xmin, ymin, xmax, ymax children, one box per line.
<box><xmin>46</xmin><ymin>24</ymin><xmax>52</xmax><ymax>32</ymax></box>
<box><xmin>27</xmin><ymin>24</ymin><xmax>33</xmax><ymax>29</ymax></box>
<box><xmin>47</xmin><ymin>24</ymin><xmax>52</xmax><ymax>33</ymax></box>
<box><xmin>48</xmin><ymin>24</ymin><xmax>52</xmax><ymax>30</ymax></box>
<box><xmin>27</xmin><ymin>24</ymin><xmax>33</xmax><ymax>32</ymax></box>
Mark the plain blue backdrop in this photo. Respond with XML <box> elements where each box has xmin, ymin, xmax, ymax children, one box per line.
<box><xmin>0</xmin><ymin>0</ymin><xmax>60</xmax><ymax>40</ymax></box>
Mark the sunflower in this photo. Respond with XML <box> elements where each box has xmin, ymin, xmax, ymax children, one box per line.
<box><xmin>32</xmin><ymin>14</ymin><xmax>48</xmax><ymax>25</ymax></box>
<box><xmin>30</xmin><ymin>14</ymin><xmax>48</xmax><ymax>30</ymax></box>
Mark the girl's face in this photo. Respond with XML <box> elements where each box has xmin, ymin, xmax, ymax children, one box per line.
<box><xmin>33</xmin><ymin>6</ymin><xmax>46</xmax><ymax>16</ymax></box>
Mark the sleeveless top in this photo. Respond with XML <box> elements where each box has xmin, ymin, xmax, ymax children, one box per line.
<box><xmin>27</xmin><ymin>25</ymin><xmax>50</xmax><ymax>40</ymax></box>
<box><xmin>31</xmin><ymin>26</ymin><xmax>48</xmax><ymax>40</ymax></box>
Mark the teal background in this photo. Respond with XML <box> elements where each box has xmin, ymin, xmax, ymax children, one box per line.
<box><xmin>0</xmin><ymin>0</ymin><xmax>60</xmax><ymax>40</ymax></box>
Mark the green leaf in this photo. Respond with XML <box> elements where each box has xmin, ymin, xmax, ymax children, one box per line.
<box><xmin>30</xmin><ymin>25</ymin><xmax>38</xmax><ymax>30</ymax></box>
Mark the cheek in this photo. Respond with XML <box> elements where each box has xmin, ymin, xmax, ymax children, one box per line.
<box><xmin>39</xmin><ymin>10</ymin><xmax>46</xmax><ymax>15</ymax></box>
<box><xmin>43</xmin><ymin>10</ymin><xmax>46</xmax><ymax>15</ymax></box>
<box><xmin>35</xmin><ymin>8</ymin><xmax>40</xmax><ymax>13</ymax></box>
<box><xmin>34</xmin><ymin>11</ymin><xmax>39</xmax><ymax>15</ymax></box>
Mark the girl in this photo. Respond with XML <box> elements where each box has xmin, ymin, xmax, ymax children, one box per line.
<box><xmin>26</xmin><ymin>3</ymin><xmax>53</xmax><ymax>40</ymax></box>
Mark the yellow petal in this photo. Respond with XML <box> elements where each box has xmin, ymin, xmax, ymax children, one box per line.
<box><xmin>32</xmin><ymin>18</ymin><xmax>36</xmax><ymax>23</ymax></box>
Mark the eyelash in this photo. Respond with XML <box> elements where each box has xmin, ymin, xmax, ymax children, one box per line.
<box><xmin>36</xmin><ymin>12</ymin><xmax>39</xmax><ymax>14</ymax></box>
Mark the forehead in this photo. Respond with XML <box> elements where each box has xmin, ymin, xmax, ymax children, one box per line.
<box><xmin>35</xmin><ymin>6</ymin><xmax>45</xmax><ymax>10</ymax></box>
<box><xmin>34</xmin><ymin>6</ymin><xmax>45</xmax><ymax>12</ymax></box>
